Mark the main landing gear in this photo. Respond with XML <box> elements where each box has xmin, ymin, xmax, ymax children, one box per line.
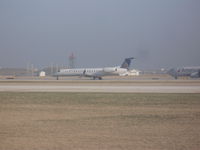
<box><xmin>92</xmin><ymin>77</ymin><xmax>102</xmax><ymax>80</ymax></box>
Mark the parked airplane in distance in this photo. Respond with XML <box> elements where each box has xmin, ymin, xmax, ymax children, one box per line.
<box><xmin>168</xmin><ymin>66</ymin><xmax>200</xmax><ymax>79</ymax></box>
<box><xmin>54</xmin><ymin>57</ymin><xmax>134</xmax><ymax>80</ymax></box>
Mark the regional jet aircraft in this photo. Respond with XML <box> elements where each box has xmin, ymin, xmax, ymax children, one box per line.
<box><xmin>54</xmin><ymin>57</ymin><xmax>134</xmax><ymax>80</ymax></box>
<box><xmin>168</xmin><ymin>66</ymin><xmax>200</xmax><ymax>79</ymax></box>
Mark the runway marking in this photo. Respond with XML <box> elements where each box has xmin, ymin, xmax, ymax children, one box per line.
<box><xmin>0</xmin><ymin>85</ymin><xmax>200</xmax><ymax>93</ymax></box>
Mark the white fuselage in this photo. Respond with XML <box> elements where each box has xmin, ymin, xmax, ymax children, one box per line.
<box><xmin>54</xmin><ymin>57</ymin><xmax>134</xmax><ymax>79</ymax></box>
<box><xmin>55</xmin><ymin>67</ymin><xmax>127</xmax><ymax>78</ymax></box>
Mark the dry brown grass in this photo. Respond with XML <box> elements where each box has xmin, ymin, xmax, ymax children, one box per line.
<box><xmin>0</xmin><ymin>92</ymin><xmax>200</xmax><ymax>150</ymax></box>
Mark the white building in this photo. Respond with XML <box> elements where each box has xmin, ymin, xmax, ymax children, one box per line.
<box><xmin>39</xmin><ymin>71</ymin><xmax>46</xmax><ymax>77</ymax></box>
<box><xmin>120</xmin><ymin>69</ymin><xmax>140</xmax><ymax>76</ymax></box>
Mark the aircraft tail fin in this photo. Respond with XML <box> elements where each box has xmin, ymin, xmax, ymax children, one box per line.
<box><xmin>120</xmin><ymin>57</ymin><xmax>134</xmax><ymax>69</ymax></box>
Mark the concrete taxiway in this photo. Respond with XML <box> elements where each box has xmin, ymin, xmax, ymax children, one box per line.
<box><xmin>0</xmin><ymin>80</ymin><xmax>200</xmax><ymax>93</ymax></box>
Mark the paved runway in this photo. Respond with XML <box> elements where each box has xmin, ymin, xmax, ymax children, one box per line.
<box><xmin>0</xmin><ymin>80</ymin><xmax>200</xmax><ymax>93</ymax></box>
<box><xmin>0</xmin><ymin>85</ymin><xmax>200</xmax><ymax>93</ymax></box>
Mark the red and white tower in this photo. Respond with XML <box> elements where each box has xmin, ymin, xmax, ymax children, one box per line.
<box><xmin>69</xmin><ymin>53</ymin><xmax>75</xmax><ymax>68</ymax></box>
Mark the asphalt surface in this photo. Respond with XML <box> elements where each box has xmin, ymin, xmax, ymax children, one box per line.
<box><xmin>0</xmin><ymin>80</ymin><xmax>200</xmax><ymax>93</ymax></box>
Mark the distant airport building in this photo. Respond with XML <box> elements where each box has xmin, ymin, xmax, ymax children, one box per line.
<box><xmin>39</xmin><ymin>71</ymin><xmax>46</xmax><ymax>77</ymax></box>
<box><xmin>120</xmin><ymin>69</ymin><xmax>140</xmax><ymax>76</ymax></box>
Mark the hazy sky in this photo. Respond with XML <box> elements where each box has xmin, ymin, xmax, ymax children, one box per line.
<box><xmin>0</xmin><ymin>0</ymin><xmax>200</xmax><ymax>69</ymax></box>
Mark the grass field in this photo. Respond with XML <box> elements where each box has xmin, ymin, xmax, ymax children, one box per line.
<box><xmin>0</xmin><ymin>92</ymin><xmax>200</xmax><ymax>150</ymax></box>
